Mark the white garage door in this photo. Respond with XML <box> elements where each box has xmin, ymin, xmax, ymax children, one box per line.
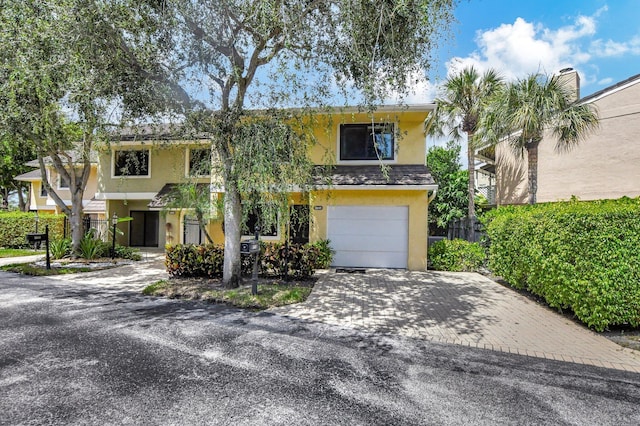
<box><xmin>327</xmin><ymin>206</ymin><xmax>408</xmax><ymax>269</ymax></box>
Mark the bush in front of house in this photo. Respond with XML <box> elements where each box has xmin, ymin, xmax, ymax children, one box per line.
<box><xmin>428</xmin><ymin>238</ymin><xmax>486</xmax><ymax>272</ymax></box>
<box><xmin>0</xmin><ymin>211</ymin><xmax>65</xmax><ymax>248</ymax></box>
<box><xmin>483</xmin><ymin>197</ymin><xmax>640</xmax><ymax>331</ymax></box>
<box><xmin>166</xmin><ymin>241</ymin><xmax>331</xmax><ymax>280</ymax></box>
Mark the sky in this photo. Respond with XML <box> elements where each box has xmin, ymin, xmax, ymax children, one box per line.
<box><xmin>412</xmin><ymin>0</ymin><xmax>640</xmax><ymax>102</ymax></box>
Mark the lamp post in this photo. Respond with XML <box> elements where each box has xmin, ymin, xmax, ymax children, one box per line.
<box><xmin>111</xmin><ymin>213</ymin><xmax>118</xmax><ymax>259</ymax></box>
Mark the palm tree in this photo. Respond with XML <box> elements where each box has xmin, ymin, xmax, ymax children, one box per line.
<box><xmin>426</xmin><ymin>66</ymin><xmax>504</xmax><ymax>221</ymax></box>
<box><xmin>481</xmin><ymin>73</ymin><xmax>599</xmax><ymax>204</ymax></box>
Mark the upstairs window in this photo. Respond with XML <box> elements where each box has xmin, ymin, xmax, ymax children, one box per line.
<box><xmin>339</xmin><ymin>123</ymin><xmax>394</xmax><ymax>161</ymax></box>
<box><xmin>188</xmin><ymin>148</ymin><xmax>210</xmax><ymax>177</ymax></box>
<box><xmin>114</xmin><ymin>150</ymin><xmax>150</xmax><ymax>177</ymax></box>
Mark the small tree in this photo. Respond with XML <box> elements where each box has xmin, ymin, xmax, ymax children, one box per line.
<box><xmin>426</xmin><ymin>67</ymin><xmax>504</xmax><ymax>223</ymax></box>
<box><xmin>162</xmin><ymin>181</ymin><xmax>215</xmax><ymax>244</ymax></box>
<box><xmin>480</xmin><ymin>73</ymin><xmax>599</xmax><ymax>204</ymax></box>
<box><xmin>426</xmin><ymin>141</ymin><xmax>468</xmax><ymax>235</ymax></box>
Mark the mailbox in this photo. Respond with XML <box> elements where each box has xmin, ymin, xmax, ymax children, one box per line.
<box><xmin>240</xmin><ymin>239</ymin><xmax>260</xmax><ymax>254</ymax></box>
<box><xmin>26</xmin><ymin>233</ymin><xmax>48</xmax><ymax>244</ymax></box>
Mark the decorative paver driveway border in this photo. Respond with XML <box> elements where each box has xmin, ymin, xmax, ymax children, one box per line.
<box><xmin>272</xmin><ymin>270</ymin><xmax>640</xmax><ymax>373</ymax></box>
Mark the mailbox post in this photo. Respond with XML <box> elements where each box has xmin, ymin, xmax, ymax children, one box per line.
<box><xmin>26</xmin><ymin>225</ymin><xmax>50</xmax><ymax>270</ymax></box>
<box><xmin>240</xmin><ymin>234</ymin><xmax>260</xmax><ymax>295</ymax></box>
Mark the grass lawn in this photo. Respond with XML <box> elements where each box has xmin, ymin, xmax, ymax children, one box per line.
<box><xmin>0</xmin><ymin>263</ymin><xmax>93</xmax><ymax>275</ymax></box>
<box><xmin>0</xmin><ymin>248</ymin><xmax>45</xmax><ymax>258</ymax></box>
<box><xmin>143</xmin><ymin>278</ymin><xmax>314</xmax><ymax>310</ymax></box>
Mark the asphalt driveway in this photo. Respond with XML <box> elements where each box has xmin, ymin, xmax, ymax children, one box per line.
<box><xmin>1</xmin><ymin>258</ymin><xmax>640</xmax><ymax>424</ymax></box>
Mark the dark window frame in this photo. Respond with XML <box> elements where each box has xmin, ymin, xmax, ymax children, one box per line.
<box><xmin>339</xmin><ymin>123</ymin><xmax>395</xmax><ymax>161</ymax></box>
<box><xmin>114</xmin><ymin>149</ymin><xmax>150</xmax><ymax>177</ymax></box>
<box><xmin>243</xmin><ymin>209</ymin><xmax>278</xmax><ymax>237</ymax></box>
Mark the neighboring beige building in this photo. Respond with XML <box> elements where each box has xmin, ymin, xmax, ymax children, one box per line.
<box><xmin>495</xmin><ymin>70</ymin><xmax>640</xmax><ymax>205</ymax></box>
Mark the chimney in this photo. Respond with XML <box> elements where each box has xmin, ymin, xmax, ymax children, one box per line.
<box><xmin>556</xmin><ymin>67</ymin><xmax>580</xmax><ymax>103</ymax></box>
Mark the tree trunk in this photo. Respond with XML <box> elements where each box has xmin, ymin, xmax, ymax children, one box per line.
<box><xmin>527</xmin><ymin>142</ymin><xmax>539</xmax><ymax>205</ymax></box>
<box><xmin>69</xmin><ymin>190</ymin><xmax>85</xmax><ymax>256</ymax></box>
<box><xmin>223</xmin><ymin>183</ymin><xmax>242</xmax><ymax>288</ymax></box>
<box><xmin>17</xmin><ymin>184</ymin><xmax>28</xmax><ymax>212</ymax></box>
<box><xmin>466</xmin><ymin>135</ymin><xmax>477</xmax><ymax>241</ymax></box>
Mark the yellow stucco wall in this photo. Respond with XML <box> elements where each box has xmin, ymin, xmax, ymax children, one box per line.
<box><xmin>97</xmin><ymin>142</ymin><xmax>210</xmax><ymax>195</ymax></box>
<box><xmin>308</xmin><ymin>109</ymin><xmax>430</xmax><ymax>165</ymax></box>
<box><xmin>30</xmin><ymin>165</ymin><xmax>100</xmax><ymax>213</ymax></box>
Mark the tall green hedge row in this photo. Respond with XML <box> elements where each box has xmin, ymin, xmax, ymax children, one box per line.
<box><xmin>483</xmin><ymin>197</ymin><xmax>640</xmax><ymax>331</ymax></box>
<box><xmin>166</xmin><ymin>241</ymin><xmax>330</xmax><ymax>280</ymax></box>
<box><xmin>0</xmin><ymin>212</ymin><xmax>66</xmax><ymax>248</ymax></box>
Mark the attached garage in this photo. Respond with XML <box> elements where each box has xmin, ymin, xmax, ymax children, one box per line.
<box><xmin>327</xmin><ymin>205</ymin><xmax>409</xmax><ymax>269</ymax></box>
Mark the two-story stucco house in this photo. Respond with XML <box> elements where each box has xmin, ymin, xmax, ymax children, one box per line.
<box><xmin>97</xmin><ymin>106</ymin><xmax>438</xmax><ymax>270</ymax></box>
<box><xmin>494</xmin><ymin>70</ymin><xmax>640</xmax><ymax>204</ymax></box>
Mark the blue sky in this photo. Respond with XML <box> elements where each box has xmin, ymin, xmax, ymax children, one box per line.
<box><xmin>415</xmin><ymin>0</ymin><xmax>640</xmax><ymax>101</ymax></box>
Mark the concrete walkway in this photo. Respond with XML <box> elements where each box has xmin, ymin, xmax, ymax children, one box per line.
<box><xmin>272</xmin><ymin>269</ymin><xmax>640</xmax><ymax>373</ymax></box>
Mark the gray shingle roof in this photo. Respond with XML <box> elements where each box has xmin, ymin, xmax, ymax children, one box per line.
<box><xmin>14</xmin><ymin>169</ymin><xmax>42</xmax><ymax>181</ymax></box>
<box><xmin>148</xmin><ymin>183</ymin><xmax>210</xmax><ymax>209</ymax></box>
<box><xmin>314</xmin><ymin>165</ymin><xmax>436</xmax><ymax>186</ymax></box>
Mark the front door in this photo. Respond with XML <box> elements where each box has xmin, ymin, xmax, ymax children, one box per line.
<box><xmin>130</xmin><ymin>211</ymin><xmax>159</xmax><ymax>247</ymax></box>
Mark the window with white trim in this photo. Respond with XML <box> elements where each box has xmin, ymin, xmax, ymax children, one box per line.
<box><xmin>114</xmin><ymin>150</ymin><xmax>150</xmax><ymax>177</ymax></box>
<box><xmin>339</xmin><ymin>123</ymin><xmax>395</xmax><ymax>161</ymax></box>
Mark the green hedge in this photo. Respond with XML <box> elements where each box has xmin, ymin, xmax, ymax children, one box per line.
<box><xmin>428</xmin><ymin>239</ymin><xmax>486</xmax><ymax>272</ymax></box>
<box><xmin>483</xmin><ymin>197</ymin><xmax>640</xmax><ymax>331</ymax></box>
<box><xmin>165</xmin><ymin>241</ymin><xmax>329</xmax><ymax>280</ymax></box>
<box><xmin>0</xmin><ymin>212</ymin><xmax>65</xmax><ymax>248</ymax></box>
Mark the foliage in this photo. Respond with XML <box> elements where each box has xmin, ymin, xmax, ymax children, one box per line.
<box><xmin>428</xmin><ymin>239</ymin><xmax>485</xmax><ymax>272</ymax></box>
<box><xmin>427</xmin><ymin>141</ymin><xmax>468</xmax><ymax>234</ymax></box>
<box><xmin>79</xmin><ymin>233</ymin><xmax>103</xmax><ymax>260</ymax></box>
<box><xmin>478</xmin><ymin>73</ymin><xmax>599</xmax><ymax>204</ymax></box>
<box><xmin>165</xmin><ymin>241</ymin><xmax>328</xmax><ymax>280</ymax></box>
<box><xmin>483</xmin><ymin>197</ymin><xmax>640</xmax><ymax>331</ymax></box>
<box><xmin>142</xmin><ymin>279</ymin><xmax>312</xmax><ymax>310</ymax></box>
<box><xmin>308</xmin><ymin>239</ymin><xmax>335</xmax><ymax>269</ymax></box>
<box><xmin>0</xmin><ymin>136</ymin><xmax>36</xmax><ymax>211</ymax></box>
<box><xmin>161</xmin><ymin>181</ymin><xmax>214</xmax><ymax>244</ymax></box>
<box><xmin>49</xmin><ymin>239</ymin><xmax>72</xmax><ymax>260</ymax></box>
<box><xmin>113</xmin><ymin>245</ymin><xmax>142</xmax><ymax>261</ymax></box>
<box><xmin>426</xmin><ymin>66</ymin><xmax>504</xmax><ymax>219</ymax></box>
<box><xmin>0</xmin><ymin>212</ymin><xmax>65</xmax><ymax>248</ymax></box>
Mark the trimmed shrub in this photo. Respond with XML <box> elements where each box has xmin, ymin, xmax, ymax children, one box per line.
<box><xmin>166</xmin><ymin>241</ymin><xmax>329</xmax><ymax>280</ymax></box>
<box><xmin>428</xmin><ymin>239</ymin><xmax>486</xmax><ymax>272</ymax></box>
<box><xmin>483</xmin><ymin>197</ymin><xmax>640</xmax><ymax>331</ymax></box>
<box><xmin>0</xmin><ymin>212</ymin><xmax>65</xmax><ymax>248</ymax></box>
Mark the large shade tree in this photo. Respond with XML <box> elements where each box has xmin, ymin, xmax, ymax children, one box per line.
<box><xmin>426</xmin><ymin>66</ymin><xmax>503</xmax><ymax>222</ymax></box>
<box><xmin>480</xmin><ymin>73</ymin><xmax>599</xmax><ymax>204</ymax></box>
<box><xmin>0</xmin><ymin>0</ymin><xmax>171</xmax><ymax>254</ymax></box>
<box><xmin>91</xmin><ymin>0</ymin><xmax>457</xmax><ymax>287</ymax></box>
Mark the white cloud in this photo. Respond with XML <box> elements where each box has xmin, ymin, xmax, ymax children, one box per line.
<box><xmin>445</xmin><ymin>7</ymin><xmax>640</xmax><ymax>88</ymax></box>
<box><xmin>597</xmin><ymin>77</ymin><xmax>614</xmax><ymax>85</ymax></box>
<box><xmin>447</xmin><ymin>14</ymin><xmax>599</xmax><ymax>81</ymax></box>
